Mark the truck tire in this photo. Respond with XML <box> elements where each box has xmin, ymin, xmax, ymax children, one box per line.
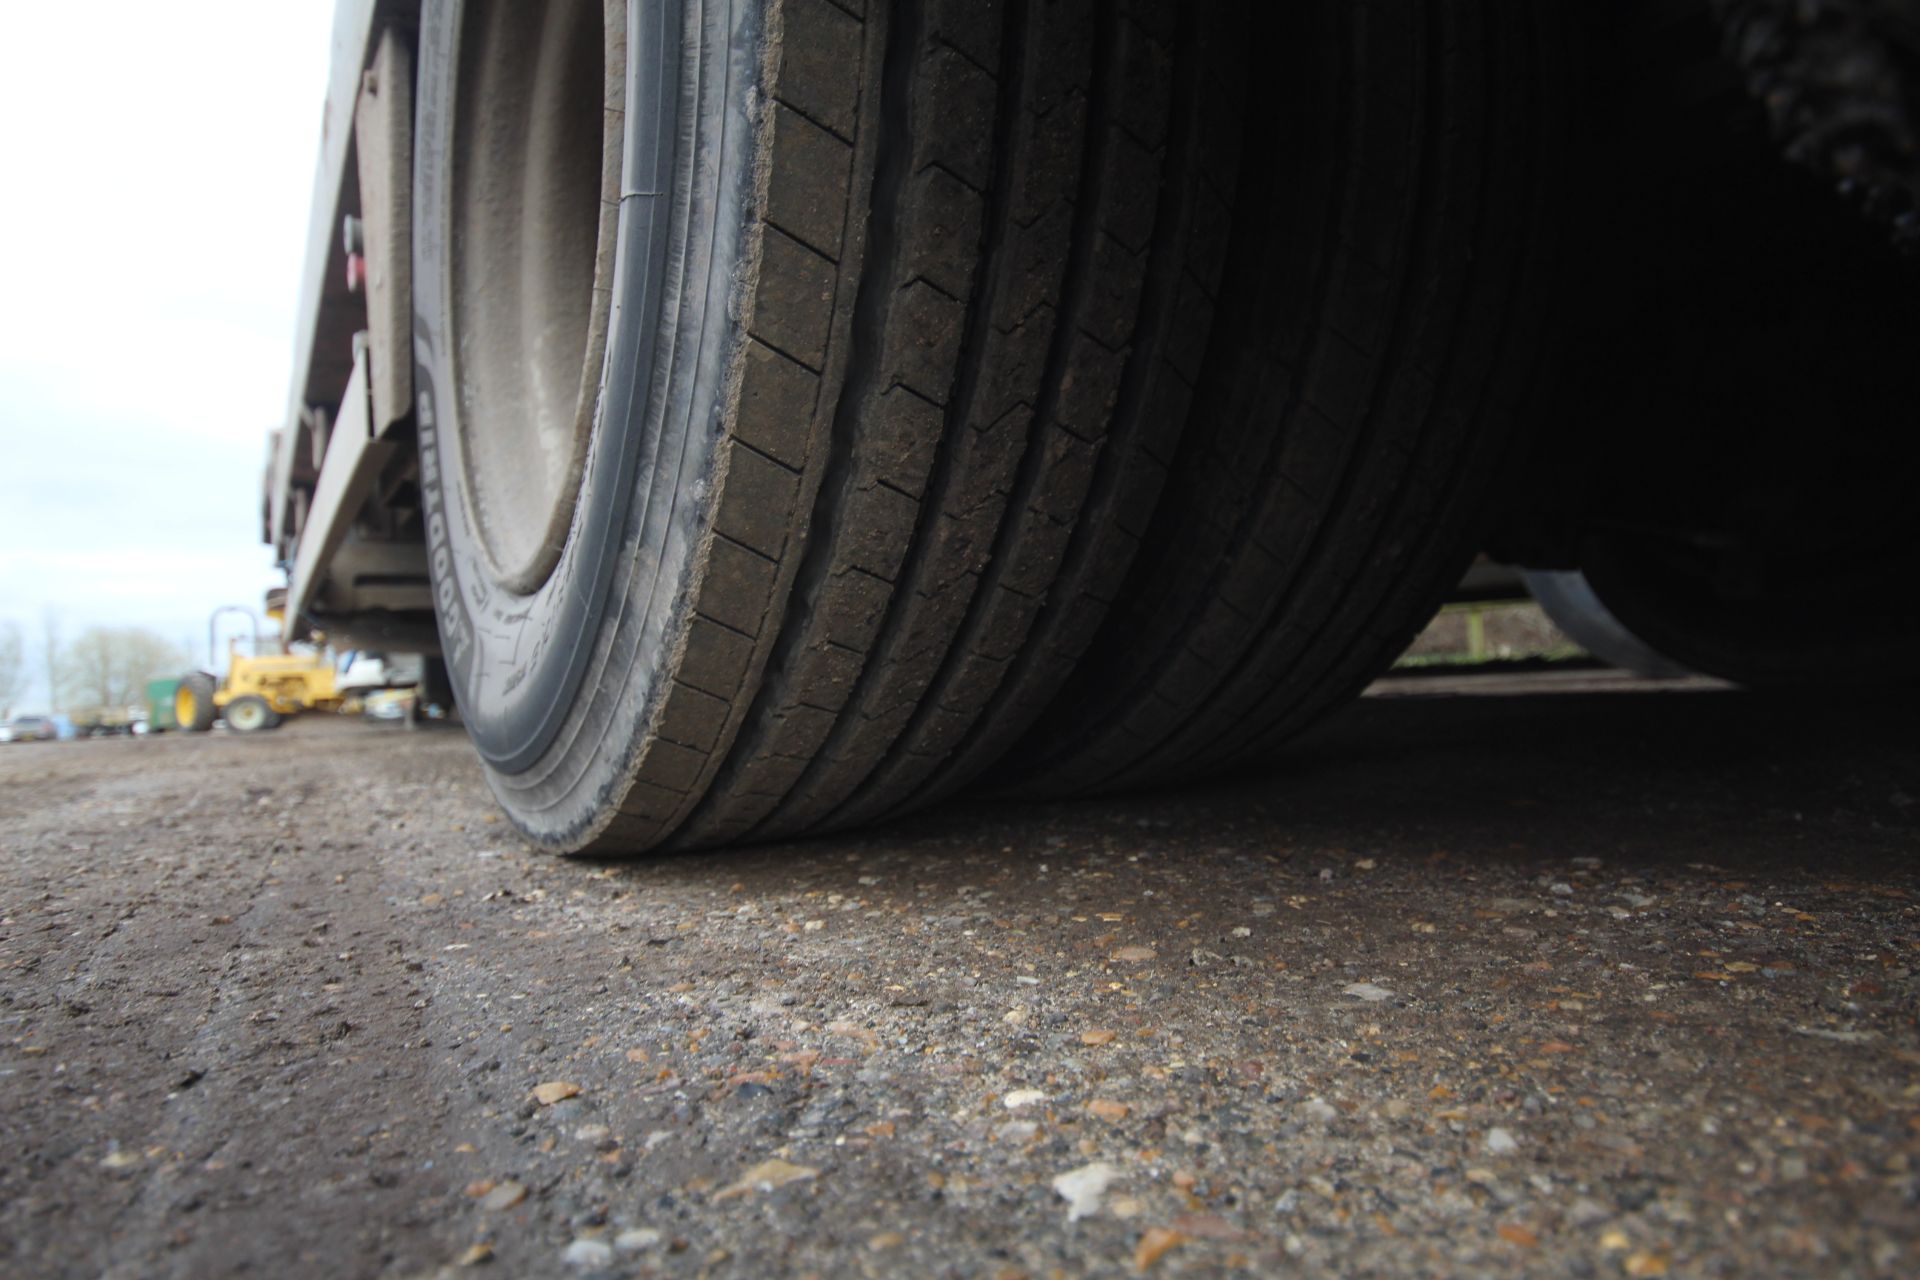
<box><xmin>1523</xmin><ymin>569</ymin><xmax>1694</xmax><ymax>679</ymax></box>
<box><xmin>175</xmin><ymin>673</ymin><xmax>217</xmax><ymax>734</ymax></box>
<box><xmin>1577</xmin><ymin>533</ymin><xmax>1920</xmax><ymax>686</ymax></box>
<box><xmin>999</xmin><ymin>4</ymin><xmax>1570</xmax><ymax>797</ymax></box>
<box><xmin>416</xmin><ymin>0</ymin><xmax>1565</xmax><ymax>853</ymax></box>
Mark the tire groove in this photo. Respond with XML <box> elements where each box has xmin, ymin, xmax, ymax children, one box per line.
<box><xmin>1094</xmin><ymin>5</ymin><xmax>1451</xmax><ymax>788</ymax></box>
<box><xmin>743</xmin><ymin>0</ymin><xmax>1036</xmax><ymax>838</ymax></box>
<box><xmin>1229</xmin><ymin>4</ymin><xmax>1557</xmax><ymax>763</ymax></box>
<box><xmin>848</xmin><ymin>3</ymin><xmax>1219</xmax><ymax>820</ymax></box>
<box><xmin>663</xmin><ymin>0</ymin><xmax>926</xmax><ymax>848</ymax></box>
<box><xmin>1004</xmin><ymin>3</ymin><xmax>1362</xmax><ymax>789</ymax></box>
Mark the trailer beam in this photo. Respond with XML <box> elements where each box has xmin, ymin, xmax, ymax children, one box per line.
<box><xmin>283</xmin><ymin>347</ymin><xmax>396</xmax><ymax>643</ymax></box>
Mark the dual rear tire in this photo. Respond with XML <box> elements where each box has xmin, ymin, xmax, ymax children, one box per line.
<box><xmin>415</xmin><ymin>0</ymin><xmax>1568</xmax><ymax>853</ymax></box>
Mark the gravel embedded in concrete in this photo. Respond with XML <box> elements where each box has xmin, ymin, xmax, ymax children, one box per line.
<box><xmin>0</xmin><ymin>682</ymin><xmax>1915</xmax><ymax>1277</ymax></box>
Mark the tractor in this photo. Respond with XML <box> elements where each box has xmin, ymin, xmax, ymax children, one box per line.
<box><xmin>173</xmin><ymin>648</ymin><xmax>345</xmax><ymax>735</ymax></box>
<box><xmin>172</xmin><ymin>607</ymin><xmax>345</xmax><ymax>735</ymax></box>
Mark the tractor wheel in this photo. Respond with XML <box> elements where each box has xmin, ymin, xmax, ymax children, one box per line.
<box><xmin>175</xmin><ymin>673</ymin><xmax>217</xmax><ymax>733</ymax></box>
<box><xmin>225</xmin><ymin>695</ymin><xmax>280</xmax><ymax>734</ymax></box>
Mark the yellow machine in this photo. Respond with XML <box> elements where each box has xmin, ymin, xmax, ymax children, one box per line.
<box><xmin>174</xmin><ymin>608</ymin><xmax>344</xmax><ymax>734</ymax></box>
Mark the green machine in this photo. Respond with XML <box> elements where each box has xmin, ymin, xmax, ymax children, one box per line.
<box><xmin>146</xmin><ymin>678</ymin><xmax>181</xmax><ymax>732</ymax></box>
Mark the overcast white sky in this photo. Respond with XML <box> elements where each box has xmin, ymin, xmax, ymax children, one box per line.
<box><xmin>0</xmin><ymin>2</ymin><xmax>336</xmax><ymax>704</ymax></box>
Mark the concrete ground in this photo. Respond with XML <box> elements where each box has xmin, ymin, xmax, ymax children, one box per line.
<box><xmin>1</xmin><ymin>677</ymin><xmax>1915</xmax><ymax>1278</ymax></box>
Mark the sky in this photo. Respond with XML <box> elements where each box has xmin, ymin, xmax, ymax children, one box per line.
<box><xmin>0</xmin><ymin>2</ymin><xmax>336</xmax><ymax>705</ymax></box>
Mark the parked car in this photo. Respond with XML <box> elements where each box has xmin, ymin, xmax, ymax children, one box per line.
<box><xmin>4</xmin><ymin>716</ymin><xmax>58</xmax><ymax>743</ymax></box>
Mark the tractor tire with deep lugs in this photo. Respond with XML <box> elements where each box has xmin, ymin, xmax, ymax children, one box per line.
<box><xmin>416</xmin><ymin>0</ymin><xmax>1567</xmax><ymax>853</ymax></box>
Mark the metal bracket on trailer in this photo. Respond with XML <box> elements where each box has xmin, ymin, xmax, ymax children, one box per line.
<box><xmin>353</xmin><ymin>27</ymin><xmax>413</xmax><ymax>437</ymax></box>
<box><xmin>283</xmin><ymin>344</ymin><xmax>398</xmax><ymax>644</ymax></box>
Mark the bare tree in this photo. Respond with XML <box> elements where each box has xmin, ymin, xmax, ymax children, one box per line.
<box><xmin>61</xmin><ymin>627</ymin><xmax>185</xmax><ymax>711</ymax></box>
<box><xmin>0</xmin><ymin>621</ymin><xmax>22</xmax><ymax>716</ymax></box>
<box><xmin>41</xmin><ymin>611</ymin><xmax>62</xmax><ymax>712</ymax></box>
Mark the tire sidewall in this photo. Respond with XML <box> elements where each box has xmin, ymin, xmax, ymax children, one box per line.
<box><xmin>413</xmin><ymin>0</ymin><xmax>768</xmax><ymax>841</ymax></box>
